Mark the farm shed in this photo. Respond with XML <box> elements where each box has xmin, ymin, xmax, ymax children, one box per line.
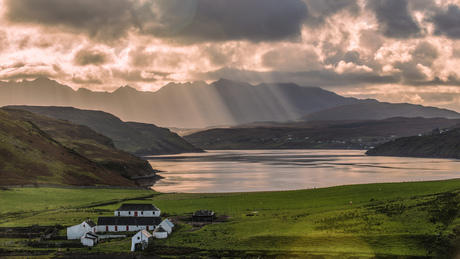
<box><xmin>97</xmin><ymin>217</ymin><xmax>161</xmax><ymax>232</ymax></box>
<box><xmin>192</xmin><ymin>210</ymin><xmax>215</xmax><ymax>222</ymax></box>
<box><xmin>81</xmin><ymin>231</ymin><xmax>98</xmax><ymax>247</ymax></box>
<box><xmin>131</xmin><ymin>229</ymin><xmax>152</xmax><ymax>251</ymax></box>
<box><xmin>67</xmin><ymin>220</ymin><xmax>97</xmax><ymax>240</ymax></box>
<box><xmin>115</xmin><ymin>203</ymin><xmax>161</xmax><ymax>217</ymax></box>
<box><xmin>153</xmin><ymin>226</ymin><xmax>168</xmax><ymax>239</ymax></box>
<box><xmin>159</xmin><ymin>219</ymin><xmax>174</xmax><ymax>234</ymax></box>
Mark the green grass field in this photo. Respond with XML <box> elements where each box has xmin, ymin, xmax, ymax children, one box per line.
<box><xmin>2</xmin><ymin>180</ymin><xmax>460</xmax><ymax>258</ymax></box>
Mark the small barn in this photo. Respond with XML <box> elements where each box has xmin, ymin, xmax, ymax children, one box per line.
<box><xmin>97</xmin><ymin>217</ymin><xmax>161</xmax><ymax>232</ymax></box>
<box><xmin>115</xmin><ymin>203</ymin><xmax>161</xmax><ymax>217</ymax></box>
<box><xmin>159</xmin><ymin>219</ymin><xmax>174</xmax><ymax>234</ymax></box>
<box><xmin>81</xmin><ymin>232</ymin><xmax>98</xmax><ymax>247</ymax></box>
<box><xmin>153</xmin><ymin>226</ymin><xmax>168</xmax><ymax>239</ymax></box>
<box><xmin>131</xmin><ymin>230</ymin><xmax>152</xmax><ymax>252</ymax></box>
<box><xmin>67</xmin><ymin>220</ymin><xmax>97</xmax><ymax>240</ymax></box>
<box><xmin>192</xmin><ymin>210</ymin><xmax>215</xmax><ymax>222</ymax></box>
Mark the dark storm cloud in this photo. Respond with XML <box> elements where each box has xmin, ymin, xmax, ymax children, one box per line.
<box><xmin>5</xmin><ymin>0</ymin><xmax>134</xmax><ymax>41</ymax></box>
<box><xmin>74</xmin><ymin>48</ymin><xmax>111</xmax><ymax>66</ymax></box>
<box><xmin>5</xmin><ymin>0</ymin><xmax>308</xmax><ymax>43</ymax></box>
<box><xmin>367</xmin><ymin>0</ymin><xmax>423</xmax><ymax>39</ymax></box>
<box><xmin>306</xmin><ymin>0</ymin><xmax>360</xmax><ymax>26</ymax></box>
<box><xmin>152</xmin><ymin>0</ymin><xmax>309</xmax><ymax>42</ymax></box>
<box><xmin>432</xmin><ymin>5</ymin><xmax>460</xmax><ymax>39</ymax></box>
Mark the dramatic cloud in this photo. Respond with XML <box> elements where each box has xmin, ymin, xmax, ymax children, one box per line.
<box><xmin>4</xmin><ymin>0</ymin><xmax>134</xmax><ymax>41</ymax></box>
<box><xmin>1</xmin><ymin>0</ymin><xmax>460</xmax><ymax>111</ymax></box>
<box><xmin>73</xmin><ymin>47</ymin><xmax>112</xmax><ymax>66</ymax></box>
<box><xmin>367</xmin><ymin>0</ymin><xmax>423</xmax><ymax>38</ymax></box>
<box><xmin>432</xmin><ymin>5</ymin><xmax>460</xmax><ymax>39</ymax></box>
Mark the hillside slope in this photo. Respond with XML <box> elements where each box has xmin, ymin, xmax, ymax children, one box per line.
<box><xmin>0</xmin><ymin>108</ymin><xmax>157</xmax><ymax>187</ymax></box>
<box><xmin>366</xmin><ymin>128</ymin><xmax>460</xmax><ymax>159</ymax></box>
<box><xmin>8</xmin><ymin>106</ymin><xmax>202</xmax><ymax>156</ymax></box>
<box><xmin>300</xmin><ymin>100</ymin><xmax>460</xmax><ymax>121</ymax></box>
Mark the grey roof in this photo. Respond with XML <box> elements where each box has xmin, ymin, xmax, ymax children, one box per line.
<box><xmin>154</xmin><ymin>226</ymin><xmax>167</xmax><ymax>233</ymax></box>
<box><xmin>115</xmin><ymin>203</ymin><xmax>159</xmax><ymax>211</ymax></box>
<box><xmin>85</xmin><ymin>220</ymin><xmax>97</xmax><ymax>228</ymax></box>
<box><xmin>98</xmin><ymin>217</ymin><xmax>161</xmax><ymax>226</ymax></box>
<box><xmin>193</xmin><ymin>210</ymin><xmax>214</xmax><ymax>216</ymax></box>
<box><xmin>161</xmin><ymin>219</ymin><xmax>174</xmax><ymax>228</ymax></box>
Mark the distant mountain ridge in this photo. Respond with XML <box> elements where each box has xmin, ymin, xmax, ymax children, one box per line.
<box><xmin>2</xmin><ymin>77</ymin><xmax>460</xmax><ymax>128</ymax></box>
<box><xmin>0</xmin><ymin>78</ymin><xmax>360</xmax><ymax>128</ymax></box>
<box><xmin>299</xmin><ymin>100</ymin><xmax>460</xmax><ymax>121</ymax></box>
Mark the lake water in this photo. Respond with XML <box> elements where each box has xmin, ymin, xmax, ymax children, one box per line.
<box><xmin>145</xmin><ymin>150</ymin><xmax>460</xmax><ymax>193</ymax></box>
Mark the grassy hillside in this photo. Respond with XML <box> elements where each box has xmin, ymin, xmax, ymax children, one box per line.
<box><xmin>184</xmin><ymin>117</ymin><xmax>460</xmax><ymax>150</ymax></box>
<box><xmin>0</xmin><ymin>108</ymin><xmax>157</xmax><ymax>187</ymax></box>
<box><xmin>366</xmin><ymin>128</ymin><xmax>460</xmax><ymax>158</ymax></box>
<box><xmin>2</xmin><ymin>180</ymin><xmax>460</xmax><ymax>257</ymax></box>
<box><xmin>8</xmin><ymin>106</ymin><xmax>202</xmax><ymax>156</ymax></box>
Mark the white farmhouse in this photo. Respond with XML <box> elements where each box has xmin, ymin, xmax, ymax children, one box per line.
<box><xmin>97</xmin><ymin>217</ymin><xmax>161</xmax><ymax>232</ymax></box>
<box><xmin>158</xmin><ymin>219</ymin><xmax>174</xmax><ymax>234</ymax></box>
<box><xmin>81</xmin><ymin>232</ymin><xmax>98</xmax><ymax>247</ymax></box>
<box><xmin>115</xmin><ymin>204</ymin><xmax>160</xmax><ymax>217</ymax></box>
<box><xmin>131</xmin><ymin>229</ymin><xmax>153</xmax><ymax>252</ymax></box>
<box><xmin>67</xmin><ymin>220</ymin><xmax>97</xmax><ymax>240</ymax></box>
<box><xmin>153</xmin><ymin>226</ymin><xmax>168</xmax><ymax>239</ymax></box>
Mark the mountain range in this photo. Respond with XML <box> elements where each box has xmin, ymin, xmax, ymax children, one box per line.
<box><xmin>3</xmin><ymin>77</ymin><xmax>460</xmax><ymax>128</ymax></box>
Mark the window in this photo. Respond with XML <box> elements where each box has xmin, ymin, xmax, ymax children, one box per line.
<box><xmin>138</xmin><ymin>237</ymin><xmax>140</xmax><ymax>240</ymax></box>
<box><xmin>141</xmin><ymin>211</ymin><xmax>143</xmax><ymax>215</ymax></box>
<box><xmin>129</xmin><ymin>211</ymin><xmax>131</xmax><ymax>215</ymax></box>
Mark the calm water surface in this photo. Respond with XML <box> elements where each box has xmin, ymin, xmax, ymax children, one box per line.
<box><xmin>146</xmin><ymin>150</ymin><xmax>460</xmax><ymax>193</ymax></box>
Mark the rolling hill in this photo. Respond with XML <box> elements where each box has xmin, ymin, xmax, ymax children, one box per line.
<box><xmin>299</xmin><ymin>100</ymin><xmax>460</xmax><ymax>121</ymax></box>
<box><xmin>0</xmin><ymin>107</ymin><xmax>158</xmax><ymax>187</ymax></box>
<box><xmin>184</xmin><ymin>117</ymin><xmax>460</xmax><ymax>150</ymax></box>
<box><xmin>366</xmin><ymin>128</ymin><xmax>460</xmax><ymax>159</ymax></box>
<box><xmin>7</xmin><ymin>106</ymin><xmax>202</xmax><ymax>156</ymax></box>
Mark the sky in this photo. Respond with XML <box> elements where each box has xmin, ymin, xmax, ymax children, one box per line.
<box><xmin>1</xmin><ymin>0</ymin><xmax>460</xmax><ymax>111</ymax></box>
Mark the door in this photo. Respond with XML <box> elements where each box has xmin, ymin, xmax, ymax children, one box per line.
<box><xmin>134</xmin><ymin>211</ymin><xmax>138</xmax><ymax>217</ymax></box>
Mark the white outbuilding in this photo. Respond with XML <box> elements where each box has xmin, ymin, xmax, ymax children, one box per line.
<box><xmin>131</xmin><ymin>229</ymin><xmax>152</xmax><ymax>252</ymax></box>
<box><xmin>67</xmin><ymin>220</ymin><xmax>97</xmax><ymax>240</ymax></box>
<box><xmin>153</xmin><ymin>226</ymin><xmax>168</xmax><ymax>239</ymax></box>
<box><xmin>158</xmin><ymin>219</ymin><xmax>174</xmax><ymax>234</ymax></box>
<box><xmin>81</xmin><ymin>232</ymin><xmax>98</xmax><ymax>247</ymax></box>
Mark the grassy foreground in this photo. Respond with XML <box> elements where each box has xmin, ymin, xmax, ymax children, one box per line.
<box><xmin>2</xmin><ymin>180</ymin><xmax>460</xmax><ymax>258</ymax></box>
